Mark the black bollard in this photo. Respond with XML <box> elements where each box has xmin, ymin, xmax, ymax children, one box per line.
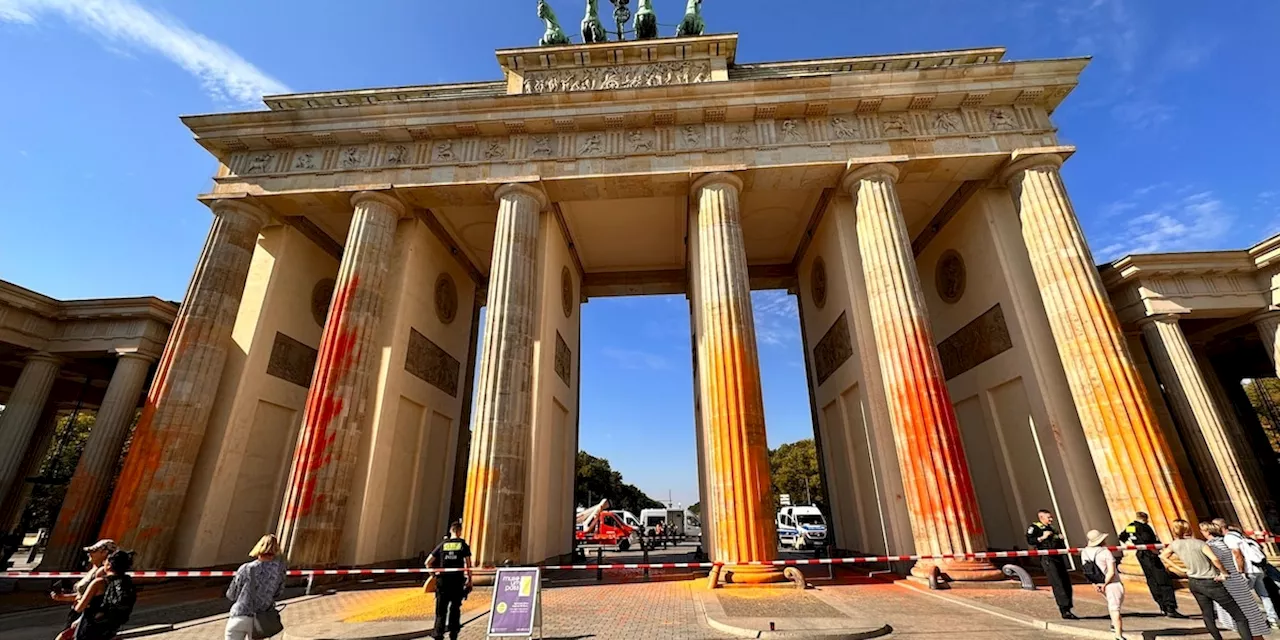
<box><xmin>596</xmin><ymin>546</ymin><xmax>603</xmax><ymax>582</ymax></box>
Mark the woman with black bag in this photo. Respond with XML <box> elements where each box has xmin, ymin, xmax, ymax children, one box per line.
<box><xmin>225</xmin><ymin>534</ymin><xmax>287</xmax><ymax>640</ymax></box>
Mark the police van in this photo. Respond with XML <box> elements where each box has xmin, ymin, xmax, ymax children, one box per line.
<box><xmin>776</xmin><ymin>505</ymin><xmax>827</xmax><ymax>550</ymax></box>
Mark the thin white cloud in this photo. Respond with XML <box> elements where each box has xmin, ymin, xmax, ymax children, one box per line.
<box><xmin>0</xmin><ymin>0</ymin><xmax>289</xmax><ymax>105</ymax></box>
<box><xmin>601</xmin><ymin>347</ymin><xmax>670</xmax><ymax>371</ymax></box>
<box><xmin>751</xmin><ymin>290</ymin><xmax>799</xmax><ymax>348</ymax></box>
<box><xmin>1095</xmin><ymin>189</ymin><xmax>1233</xmax><ymax>261</ymax></box>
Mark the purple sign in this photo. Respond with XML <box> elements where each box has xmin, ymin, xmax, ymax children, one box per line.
<box><xmin>487</xmin><ymin>567</ymin><xmax>541</xmax><ymax>636</ymax></box>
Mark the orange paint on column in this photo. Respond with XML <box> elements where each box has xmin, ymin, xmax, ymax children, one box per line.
<box><xmin>691</xmin><ymin>173</ymin><xmax>784</xmax><ymax>584</ymax></box>
<box><xmin>844</xmin><ymin>163</ymin><xmax>1002</xmax><ymax>582</ymax></box>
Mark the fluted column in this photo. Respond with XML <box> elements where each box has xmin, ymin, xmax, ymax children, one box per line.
<box><xmin>0</xmin><ymin>353</ymin><xmax>62</xmax><ymax>504</ymax></box>
<box><xmin>1254</xmin><ymin>311</ymin><xmax>1280</xmax><ymax>377</ymax></box>
<box><xmin>0</xmin><ymin>406</ymin><xmax>59</xmax><ymax>532</ymax></box>
<box><xmin>690</xmin><ymin>173</ymin><xmax>783</xmax><ymax>584</ymax></box>
<box><xmin>1141</xmin><ymin>316</ymin><xmax>1268</xmax><ymax>532</ymax></box>
<box><xmin>1003</xmin><ymin>153</ymin><xmax>1197</xmax><ymax>541</ymax></box>
<box><xmin>98</xmin><ymin>200</ymin><xmax>269</xmax><ymax>568</ymax></box>
<box><xmin>462</xmin><ymin>183</ymin><xmax>545</xmax><ymax>568</ymax></box>
<box><xmin>278</xmin><ymin>191</ymin><xmax>406</xmax><ymax>566</ymax></box>
<box><xmin>844</xmin><ymin>164</ymin><xmax>1001</xmax><ymax>582</ymax></box>
<box><xmin>42</xmin><ymin>352</ymin><xmax>154</xmax><ymax>570</ymax></box>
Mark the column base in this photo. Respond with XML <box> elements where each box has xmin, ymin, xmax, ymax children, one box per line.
<box><xmin>911</xmin><ymin>558</ymin><xmax>1005</xmax><ymax>582</ymax></box>
<box><xmin>719</xmin><ymin>564</ymin><xmax>788</xmax><ymax>585</ymax></box>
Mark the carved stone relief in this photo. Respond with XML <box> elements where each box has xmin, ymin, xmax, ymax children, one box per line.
<box><xmin>811</xmin><ymin>257</ymin><xmax>828</xmax><ymax>309</ymax></box>
<box><xmin>405</xmin><ymin>328</ymin><xmax>460</xmax><ymax>396</ymax></box>
<box><xmin>235</xmin><ymin>106</ymin><xmax>1044</xmax><ymax>177</ymax></box>
<box><xmin>310</xmin><ymin>278</ymin><xmax>335</xmax><ymax>327</ymax></box>
<box><xmin>561</xmin><ymin>266</ymin><xmax>574</xmax><ymax>318</ymax></box>
<box><xmin>521</xmin><ymin>60</ymin><xmax>712</xmax><ymax>94</ymax></box>
<box><xmin>813</xmin><ymin>312</ymin><xmax>853</xmax><ymax>386</ymax></box>
<box><xmin>936</xmin><ymin>304</ymin><xmax>1012</xmax><ymax>380</ymax></box>
<box><xmin>434</xmin><ymin>272</ymin><xmax>458</xmax><ymax>325</ymax></box>
<box><xmin>935</xmin><ymin>249</ymin><xmax>966</xmax><ymax>304</ymax></box>
<box><xmin>554</xmin><ymin>330</ymin><xmax>572</xmax><ymax>386</ymax></box>
<box><xmin>266</xmin><ymin>332</ymin><xmax>318</xmax><ymax>388</ymax></box>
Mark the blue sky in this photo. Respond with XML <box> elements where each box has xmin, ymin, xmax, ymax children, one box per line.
<box><xmin>1</xmin><ymin>0</ymin><xmax>1276</xmax><ymax>509</ymax></box>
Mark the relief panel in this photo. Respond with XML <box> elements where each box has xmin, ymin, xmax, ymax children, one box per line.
<box><xmin>405</xmin><ymin>328</ymin><xmax>460</xmax><ymax>397</ymax></box>
<box><xmin>936</xmin><ymin>304</ymin><xmax>1013</xmax><ymax>380</ymax></box>
<box><xmin>266</xmin><ymin>332</ymin><xmax>319</xmax><ymax>388</ymax></box>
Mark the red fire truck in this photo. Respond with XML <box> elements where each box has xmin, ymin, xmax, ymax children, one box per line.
<box><xmin>574</xmin><ymin>499</ymin><xmax>640</xmax><ymax>551</ymax></box>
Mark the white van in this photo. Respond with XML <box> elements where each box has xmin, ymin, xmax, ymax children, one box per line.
<box><xmin>776</xmin><ymin>505</ymin><xmax>827</xmax><ymax>549</ymax></box>
<box><xmin>640</xmin><ymin>508</ymin><xmax>685</xmax><ymax>536</ymax></box>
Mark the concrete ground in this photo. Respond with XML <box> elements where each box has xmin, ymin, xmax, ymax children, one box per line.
<box><xmin>2</xmin><ymin>571</ymin><xmax>1091</xmax><ymax>639</ymax></box>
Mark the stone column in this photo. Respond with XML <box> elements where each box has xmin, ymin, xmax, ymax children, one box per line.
<box><xmin>690</xmin><ymin>173</ymin><xmax>783</xmax><ymax>584</ymax></box>
<box><xmin>42</xmin><ymin>352</ymin><xmax>155</xmax><ymax>570</ymax></box>
<box><xmin>1254</xmin><ymin>311</ymin><xmax>1280</xmax><ymax>377</ymax></box>
<box><xmin>843</xmin><ymin>164</ymin><xmax>1001</xmax><ymax>582</ymax></box>
<box><xmin>278</xmin><ymin>192</ymin><xmax>406</xmax><ymax>566</ymax></box>
<box><xmin>0</xmin><ymin>353</ymin><xmax>62</xmax><ymax>502</ymax></box>
<box><xmin>1003</xmin><ymin>153</ymin><xmax>1198</xmax><ymax>540</ymax></box>
<box><xmin>461</xmin><ymin>184</ymin><xmax>544</xmax><ymax>568</ymax></box>
<box><xmin>98</xmin><ymin>200</ymin><xmax>269</xmax><ymax>568</ymax></box>
<box><xmin>0</xmin><ymin>406</ymin><xmax>59</xmax><ymax>532</ymax></box>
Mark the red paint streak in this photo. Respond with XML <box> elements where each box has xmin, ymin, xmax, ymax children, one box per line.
<box><xmin>283</xmin><ymin>275</ymin><xmax>361</xmax><ymax>523</ymax></box>
<box><xmin>98</xmin><ymin>380</ymin><xmax>163</xmax><ymax>542</ymax></box>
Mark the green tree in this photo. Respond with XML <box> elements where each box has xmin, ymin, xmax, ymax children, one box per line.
<box><xmin>687</xmin><ymin>501</ymin><xmax>700</xmax><ymax>516</ymax></box>
<box><xmin>769</xmin><ymin>439</ymin><xmax>824</xmax><ymax>510</ymax></box>
<box><xmin>574</xmin><ymin>451</ymin><xmax>663</xmax><ymax>514</ymax></box>
<box><xmin>21</xmin><ymin>411</ymin><xmax>96</xmax><ymax>532</ymax></box>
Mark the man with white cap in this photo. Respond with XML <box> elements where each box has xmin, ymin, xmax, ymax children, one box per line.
<box><xmin>50</xmin><ymin>539</ymin><xmax>116</xmax><ymax>640</ymax></box>
<box><xmin>1081</xmin><ymin>529</ymin><xmax>1125</xmax><ymax>640</ymax></box>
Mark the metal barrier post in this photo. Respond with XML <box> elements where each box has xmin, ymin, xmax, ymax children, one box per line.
<box><xmin>643</xmin><ymin>545</ymin><xmax>650</xmax><ymax>581</ymax></box>
<box><xmin>827</xmin><ymin>544</ymin><xmax>834</xmax><ymax>580</ymax></box>
<box><xmin>305</xmin><ymin>574</ymin><xmax>315</xmax><ymax>596</ymax></box>
<box><xmin>596</xmin><ymin>547</ymin><xmax>603</xmax><ymax>582</ymax></box>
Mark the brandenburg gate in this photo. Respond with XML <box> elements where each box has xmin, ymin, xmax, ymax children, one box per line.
<box><xmin>85</xmin><ymin>31</ymin><xmax>1274</xmax><ymax>584</ymax></box>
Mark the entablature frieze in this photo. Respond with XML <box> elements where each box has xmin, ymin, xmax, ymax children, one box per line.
<box><xmin>212</xmin><ymin>104</ymin><xmax>1059</xmax><ymax>193</ymax></box>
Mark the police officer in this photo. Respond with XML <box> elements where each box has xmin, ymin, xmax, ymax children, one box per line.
<box><xmin>1118</xmin><ymin>511</ymin><xmax>1185</xmax><ymax>618</ymax></box>
<box><xmin>427</xmin><ymin>521</ymin><xmax>472</xmax><ymax>640</ymax></box>
<box><xmin>1028</xmin><ymin>509</ymin><xmax>1076</xmax><ymax>620</ymax></box>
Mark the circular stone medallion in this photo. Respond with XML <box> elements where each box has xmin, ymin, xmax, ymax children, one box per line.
<box><xmin>936</xmin><ymin>249</ymin><xmax>966</xmax><ymax>304</ymax></box>
<box><xmin>310</xmin><ymin>278</ymin><xmax>336</xmax><ymax>327</ymax></box>
<box><xmin>561</xmin><ymin>266</ymin><xmax>574</xmax><ymax>318</ymax></box>
<box><xmin>810</xmin><ymin>257</ymin><xmax>828</xmax><ymax>309</ymax></box>
<box><xmin>435</xmin><ymin>273</ymin><xmax>458</xmax><ymax>325</ymax></box>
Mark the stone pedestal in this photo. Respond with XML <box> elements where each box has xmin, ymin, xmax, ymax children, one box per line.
<box><xmin>98</xmin><ymin>200</ymin><xmax>269</xmax><ymax>568</ymax></box>
<box><xmin>0</xmin><ymin>353</ymin><xmax>62</xmax><ymax>505</ymax></box>
<box><xmin>690</xmin><ymin>173</ymin><xmax>783</xmax><ymax>584</ymax></box>
<box><xmin>42</xmin><ymin>352</ymin><xmax>155</xmax><ymax>570</ymax></box>
<box><xmin>460</xmin><ymin>183</ymin><xmax>544</xmax><ymax>568</ymax></box>
<box><xmin>1003</xmin><ymin>153</ymin><xmax>1197</xmax><ymax>541</ymax></box>
<box><xmin>278</xmin><ymin>192</ymin><xmax>406</xmax><ymax>567</ymax></box>
<box><xmin>843</xmin><ymin>164</ymin><xmax>1001</xmax><ymax>582</ymax></box>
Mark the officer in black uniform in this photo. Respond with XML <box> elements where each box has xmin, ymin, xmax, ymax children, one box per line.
<box><xmin>1027</xmin><ymin>509</ymin><xmax>1076</xmax><ymax>619</ymax></box>
<box><xmin>427</xmin><ymin>521</ymin><xmax>472</xmax><ymax>640</ymax></box>
<box><xmin>1118</xmin><ymin>511</ymin><xmax>1185</xmax><ymax>617</ymax></box>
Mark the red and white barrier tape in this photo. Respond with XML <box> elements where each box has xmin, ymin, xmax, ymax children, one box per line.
<box><xmin>6</xmin><ymin>535</ymin><xmax>1275</xmax><ymax>579</ymax></box>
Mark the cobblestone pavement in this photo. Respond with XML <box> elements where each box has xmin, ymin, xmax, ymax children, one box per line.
<box><xmin>2</xmin><ymin>573</ymin><xmax>1101</xmax><ymax>639</ymax></box>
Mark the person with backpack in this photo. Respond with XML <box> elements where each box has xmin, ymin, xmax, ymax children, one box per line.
<box><xmin>1081</xmin><ymin>529</ymin><xmax>1125</xmax><ymax>640</ymax></box>
<box><xmin>71</xmin><ymin>549</ymin><xmax>136</xmax><ymax>640</ymax></box>
<box><xmin>225</xmin><ymin>534</ymin><xmax>288</xmax><ymax>640</ymax></box>
<box><xmin>52</xmin><ymin>539</ymin><xmax>116</xmax><ymax>640</ymax></box>
<box><xmin>1218</xmin><ymin>520</ymin><xmax>1279</xmax><ymax>630</ymax></box>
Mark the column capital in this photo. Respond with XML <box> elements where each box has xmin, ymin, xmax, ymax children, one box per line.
<box><xmin>690</xmin><ymin>172</ymin><xmax>743</xmax><ymax>196</ymax></box>
<box><xmin>209</xmin><ymin>199</ymin><xmax>272</xmax><ymax>228</ymax></box>
<box><xmin>24</xmin><ymin>351</ymin><xmax>62</xmax><ymax>366</ymax></box>
<box><xmin>350</xmin><ymin>190</ymin><xmax>409</xmax><ymax>219</ymax></box>
<box><xmin>1000</xmin><ymin>152</ymin><xmax>1066</xmax><ymax>185</ymax></box>
<box><xmin>494</xmin><ymin>182</ymin><xmax>549</xmax><ymax>211</ymax></box>
<box><xmin>841</xmin><ymin>162</ymin><xmax>900</xmax><ymax>193</ymax></box>
<box><xmin>113</xmin><ymin>350</ymin><xmax>158</xmax><ymax>365</ymax></box>
<box><xmin>1136</xmin><ymin>313</ymin><xmax>1185</xmax><ymax>328</ymax></box>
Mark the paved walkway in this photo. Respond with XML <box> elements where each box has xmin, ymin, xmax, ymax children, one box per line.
<box><xmin>1</xmin><ymin>573</ymin><xmax>1090</xmax><ymax>639</ymax></box>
